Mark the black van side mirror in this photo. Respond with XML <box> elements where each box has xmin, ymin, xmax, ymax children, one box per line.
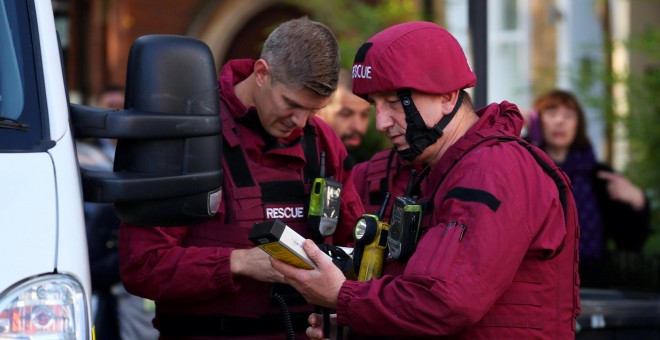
<box><xmin>70</xmin><ymin>35</ymin><xmax>222</xmax><ymax>226</ymax></box>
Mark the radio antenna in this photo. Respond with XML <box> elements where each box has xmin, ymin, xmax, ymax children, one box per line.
<box><xmin>404</xmin><ymin>169</ymin><xmax>417</xmax><ymax>197</ymax></box>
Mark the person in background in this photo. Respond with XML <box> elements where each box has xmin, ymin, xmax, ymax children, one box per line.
<box><xmin>533</xmin><ymin>89</ymin><xmax>650</xmax><ymax>288</ymax></box>
<box><xmin>272</xmin><ymin>21</ymin><xmax>580</xmax><ymax>339</ymax></box>
<box><xmin>119</xmin><ymin>17</ymin><xmax>364</xmax><ymax>339</ymax></box>
<box><xmin>317</xmin><ymin>69</ymin><xmax>371</xmax><ymax>153</ymax></box>
<box><xmin>78</xmin><ymin>136</ymin><xmax>120</xmax><ymax>340</ymax></box>
<box><xmin>80</xmin><ymin>89</ymin><xmax>158</xmax><ymax>340</ymax></box>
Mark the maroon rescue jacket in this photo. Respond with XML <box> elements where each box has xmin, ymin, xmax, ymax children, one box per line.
<box><xmin>337</xmin><ymin>102</ymin><xmax>580</xmax><ymax>339</ymax></box>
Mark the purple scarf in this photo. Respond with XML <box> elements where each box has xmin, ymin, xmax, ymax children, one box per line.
<box><xmin>556</xmin><ymin>147</ymin><xmax>604</xmax><ymax>261</ymax></box>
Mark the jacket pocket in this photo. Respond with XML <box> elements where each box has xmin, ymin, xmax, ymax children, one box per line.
<box><xmin>410</xmin><ymin>221</ymin><xmax>468</xmax><ymax>282</ymax></box>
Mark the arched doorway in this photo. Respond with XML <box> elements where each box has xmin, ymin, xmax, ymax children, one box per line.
<box><xmin>190</xmin><ymin>0</ymin><xmax>307</xmax><ymax>68</ymax></box>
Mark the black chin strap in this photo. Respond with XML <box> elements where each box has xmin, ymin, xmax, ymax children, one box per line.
<box><xmin>396</xmin><ymin>89</ymin><xmax>464</xmax><ymax>162</ymax></box>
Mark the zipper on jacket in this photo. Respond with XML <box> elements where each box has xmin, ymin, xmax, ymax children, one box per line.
<box><xmin>458</xmin><ymin>223</ymin><xmax>467</xmax><ymax>241</ymax></box>
<box><xmin>441</xmin><ymin>221</ymin><xmax>457</xmax><ymax>238</ymax></box>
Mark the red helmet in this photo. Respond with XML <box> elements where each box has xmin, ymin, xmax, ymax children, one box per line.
<box><xmin>352</xmin><ymin>21</ymin><xmax>476</xmax><ymax>98</ymax></box>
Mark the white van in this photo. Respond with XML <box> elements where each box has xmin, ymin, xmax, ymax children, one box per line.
<box><xmin>0</xmin><ymin>0</ymin><xmax>91</xmax><ymax>338</ymax></box>
<box><xmin>0</xmin><ymin>0</ymin><xmax>222</xmax><ymax>338</ymax></box>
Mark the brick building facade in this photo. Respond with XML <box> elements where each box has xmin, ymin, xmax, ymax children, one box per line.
<box><xmin>63</xmin><ymin>0</ymin><xmax>307</xmax><ymax>105</ymax></box>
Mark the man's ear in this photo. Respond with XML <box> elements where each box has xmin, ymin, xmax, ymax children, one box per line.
<box><xmin>254</xmin><ymin>59</ymin><xmax>270</xmax><ymax>87</ymax></box>
<box><xmin>441</xmin><ymin>90</ymin><xmax>460</xmax><ymax>115</ymax></box>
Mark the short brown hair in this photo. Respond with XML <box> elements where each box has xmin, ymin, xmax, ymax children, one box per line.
<box><xmin>261</xmin><ymin>17</ymin><xmax>340</xmax><ymax>97</ymax></box>
<box><xmin>533</xmin><ymin>89</ymin><xmax>590</xmax><ymax>149</ymax></box>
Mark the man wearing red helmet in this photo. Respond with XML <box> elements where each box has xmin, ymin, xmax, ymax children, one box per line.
<box><xmin>273</xmin><ymin>21</ymin><xmax>580</xmax><ymax>339</ymax></box>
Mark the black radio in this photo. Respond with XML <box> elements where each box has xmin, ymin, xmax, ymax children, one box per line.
<box><xmin>387</xmin><ymin>169</ymin><xmax>422</xmax><ymax>261</ymax></box>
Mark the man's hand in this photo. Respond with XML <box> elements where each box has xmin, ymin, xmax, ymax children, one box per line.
<box><xmin>271</xmin><ymin>239</ymin><xmax>346</xmax><ymax>308</ymax></box>
<box><xmin>306</xmin><ymin>313</ymin><xmax>325</xmax><ymax>340</ymax></box>
<box><xmin>230</xmin><ymin>247</ymin><xmax>285</xmax><ymax>283</ymax></box>
<box><xmin>307</xmin><ymin>312</ymin><xmax>342</xmax><ymax>340</ymax></box>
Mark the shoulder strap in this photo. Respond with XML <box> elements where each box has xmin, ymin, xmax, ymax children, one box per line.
<box><xmin>221</xmin><ymin>100</ymin><xmax>320</xmax><ymax>187</ymax></box>
<box><xmin>220</xmin><ymin>100</ymin><xmax>256</xmax><ymax>188</ymax></box>
<box><xmin>512</xmin><ymin>138</ymin><xmax>568</xmax><ymax>220</ymax></box>
<box><xmin>223</xmin><ymin>139</ymin><xmax>255</xmax><ymax>188</ymax></box>
<box><xmin>382</xmin><ymin>148</ymin><xmax>396</xmax><ymax>194</ymax></box>
<box><xmin>302</xmin><ymin>124</ymin><xmax>319</xmax><ymax>180</ymax></box>
<box><xmin>512</xmin><ymin>138</ymin><xmax>570</xmax><ymax>259</ymax></box>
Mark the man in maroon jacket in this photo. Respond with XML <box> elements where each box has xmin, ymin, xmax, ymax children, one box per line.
<box><xmin>119</xmin><ymin>18</ymin><xmax>364</xmax><ymax>339</ymax></box>
<box><xmin>273</xmin><ymin>21</ymin><xmax>580</xmax><ymax>339</ymax></box>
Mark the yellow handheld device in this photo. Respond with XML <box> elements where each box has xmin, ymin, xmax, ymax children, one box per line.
<box><xmin>249</xmin><ymin>219</ymin><xmax>319</xmax><ymax>270</ymax></box>
<box><xmin>353</xmin><ymin>193</ymin><xmax>390</xmax><ymax>281</ymax></box>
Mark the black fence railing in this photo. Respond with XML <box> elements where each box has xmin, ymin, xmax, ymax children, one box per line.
<box><xmin>604</xmin><ymin>251</ymin><xmax>660</xmax><ymax>292</ymax></box>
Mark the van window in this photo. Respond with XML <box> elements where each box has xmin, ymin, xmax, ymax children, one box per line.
<box><xmin>0</xmin><ymin>0</ymin><xmax>44</xmax><ymax>151</ymax></box>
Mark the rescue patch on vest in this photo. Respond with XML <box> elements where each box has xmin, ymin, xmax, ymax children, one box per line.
<box><xmin>443</xmin><ymin>187</ymin><xmax>501</xmax><ymax>212</ymax></box>
<box><xmin>264</xmin><ymin>204</ymin><xmax>306</xmax><ymax>220</ymax></box>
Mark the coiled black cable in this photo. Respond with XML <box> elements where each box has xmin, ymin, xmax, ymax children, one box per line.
<box><xmin>271</xmin><ymin>291</ymin><xmax>295</xmax><ymax>340</ymax></box>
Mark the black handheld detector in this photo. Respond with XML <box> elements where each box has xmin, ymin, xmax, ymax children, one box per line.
<box><xmin>353</xmin><ymin>193</ymin><xmax>390</xmax><ymax>281</ymax></box>
<box><xmin>308</xmin><ymin>152</ymin><xmax>342</xmax><ymax>242</ymax></box>
<box><xmin>387</xmin><ymin>169</ymin><xmax>422</xmax><ymax>261</ymax></box>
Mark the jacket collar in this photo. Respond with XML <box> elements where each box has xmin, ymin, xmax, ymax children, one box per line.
<box><xmin>421</xmin><ymin>102</ymin><xmax>523</xmax><ymax>196</ymax></box>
